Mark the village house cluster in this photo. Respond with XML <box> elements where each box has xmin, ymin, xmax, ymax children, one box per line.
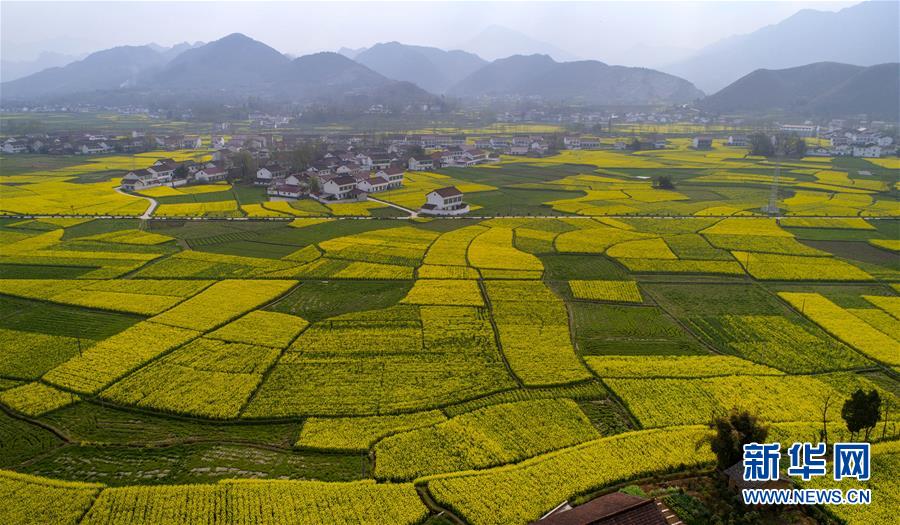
<box><xmin>719</xmin><ymin>126</ymin><xmax>897</xmax><ymax>158</ymax></box>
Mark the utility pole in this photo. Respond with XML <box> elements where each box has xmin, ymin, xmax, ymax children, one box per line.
<box><xmin>763</xmin><ymin>136</ymin><xmax>783</xmax><ymax>216</ymax></box>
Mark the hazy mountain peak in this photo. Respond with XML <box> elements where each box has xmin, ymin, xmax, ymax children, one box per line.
<box><xmin>459</xmin><ymin>25</ymin><xmax>578</xmax><ymax>62</ymax></box>
<box><xmin>449</xmin><ymin>53</ymin><xmax>702</xmax><ymax>104</ymax></box>
<box><xmin>700</xmin><ymin>60</ymin><xmax>899</xmax><ymax>119</ymax></box>
<box><xmin>355</xmin><ymin>41</ymin><xmax>486</xmax><ymax>93</ymax></box>
<box><xmin>664</xmin><ymin>0</ymin><xmax>900</xmax><ymax>92</ymax></box>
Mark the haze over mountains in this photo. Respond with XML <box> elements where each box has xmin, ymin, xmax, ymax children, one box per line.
<box><xmin>448</xmin><ymin>54</ymin><xmax>703</xmax><ymax>105</ymax></box>
<box><xmin>1</xmin><ymin>1</ymin><xmax>897</xmax><ymax>118</ymax></box>
<box><xmin>2</xmin><ymin>34</ymin><xmax>438</xmax><ymax>108</ymax></box>
<box><xmin>354</xmin><ymin>42</ymin><xmax>486</xmax><ymax>94</ymax></box>
<box><xmin>1</xmin><ymin>33</ymin><xmax>700</xmax><ymax>107</ymax></box>
<box><xmin>663</xmin><ymin>0</ymin><xmax>900</xmax><ymax>92</ymax></box>
<box><xmin>700</xmin><ymin>62</ymin><xmax>900</xmax><ymax>120</ymax></box>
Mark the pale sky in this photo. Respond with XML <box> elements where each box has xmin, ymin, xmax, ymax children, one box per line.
<box><xmin>1</xmin><ymin>0</ymin><xmax>860</xmax><ymax>64</ymax></box>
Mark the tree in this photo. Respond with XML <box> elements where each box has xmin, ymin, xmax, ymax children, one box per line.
<box><xmin>406</xmin><ymin>145</ymin><xmax>425</xmax><ymax>159</ymax></box>
<box><xmin>748</xmin><ymin>133</ymin><xmax>774</xmax><ymax>157</ymax></box>
<box><xmin>308</xmin><ymin>176</ymin><xmax>321</xmax><ymax>194</ymax></box>
<box><xmin>841</xmin><ymin>389</ymin><xmax>882</xmax><ymax>441</ymax></box>
<box><xmin>779</xmin><ymin>134</ymin><xmax>807</xmax><ymax>158</ymax></box>
<box><xmin>654</xmin><ymin>175</ymin><xmax>675</xmax><ymax>190</ymax></box>
<box><xmin>820</xmin><ymin>394</ymin><xmax>834</xmax><ymax>445</ymax></box>
<box><xmin>628</xmin><ymin>138</ymin><xmax>642</xmax><ymax>151</ymax></box>
<box><xmin>233</xmin><ymin>151</ymin><xmax>257</xmax><ymax>183</ymax></box>
<box><xmin>707</xmin><ymin>409</ymin><xmax>769</xmax><ymax>470</ymax></box>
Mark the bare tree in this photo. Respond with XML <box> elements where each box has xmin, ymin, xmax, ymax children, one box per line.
<box><xmin>820</xmin><ymin>394</ymin><xmax>833</xmax><ymax>445</ymax></box>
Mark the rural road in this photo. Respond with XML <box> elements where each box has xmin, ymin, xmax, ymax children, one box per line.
<box><xmin>367</xmin><ymin>196</ymin><xmax>418</xmax><ymax>218</ymax></box>
<box><xmin>115</xmin><ymin>186</ymin><xmax>158</xmax><ymax>219</ymax></box>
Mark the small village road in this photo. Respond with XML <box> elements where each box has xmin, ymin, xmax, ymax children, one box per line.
<box><xmin>115</xmin><ymin>186</ymin><xmax>158</xmax><ymax>219</ymax></box>
<box><xmin>367</xmin><ymin>196</ymin><xmax>418</xmax><ymax>218</ymax></box>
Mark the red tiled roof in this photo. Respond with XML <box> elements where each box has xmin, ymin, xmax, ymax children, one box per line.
<box><xmin>332</xmin><ymin>175</ymin><xmax>357</xmax><ymax>185</ymax></box>
<box><xmin>532</xmin><ymin>493</ymin><xmax>667</xmax><ymax>525</ymax></box>
<box><xmin>432</xmin><ymin>186</ymin><xmax>462</xmax><ymax>198</ymax></box>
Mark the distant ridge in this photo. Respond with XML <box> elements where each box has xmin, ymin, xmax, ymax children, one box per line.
<box><xmin>355</xmin><ymin>42</ymin><xmax>486</xmax><ymax>94</ymax></box>
<box><xmin>700</xmin><ymin>61</ymin><xmax>900</xmax><ymax>119</ymax></box>
<box><xmin>449</xmin><ymin>54</ymin><xmax>703</xmax><ymax>105</ymax></box>
<box><xmin>1</xmin><ymin>33</ymin><xmax>437</xmax><ymax>107</ymax></box>
<box><xmin>665</xmin><ymin>1</ymin><xmax>900</xmax><ymax>92</ymax></box>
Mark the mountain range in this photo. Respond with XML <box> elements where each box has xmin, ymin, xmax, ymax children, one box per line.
<box><xmin>448</xmin><ymin>54</ymin><xmax>703</xmax><ymax>105</ymax></box>
<box><xmin>2</xmin><ymin>1</ymin><xmax>898</xmax><ymax>118</ymax></box>
<box><xmin>664</xmin><ymin>0</ymin><xmax>900</xmax><ymax>93</ymax></box>
<box><xmin>1</xmin><ymin>33</ymin><xmax>701</xmax><ymax>107</ymax></box>
<box><xmin>1</xmin><ymin>34</ymin><xmax>437</xmax><ymax>108</ymax></box>
<box><xmin>354</xmin><ymin>42</ymin><xmax>486</xmax><ymax>94</ymax></box>
<box><xmin>700</xmin><ymin>62</ymin><xmax>900</xmax><ymax>120</ymax></box>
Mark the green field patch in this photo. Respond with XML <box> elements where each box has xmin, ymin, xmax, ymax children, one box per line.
<box><xmin>0</xmin><ymin>411</ymin><xmax>63</xmax><ymax>468</ymax></box>
<box><xmin>572</xmin><ymin>303</ymin><xmax>703</xmax><ymax>356</ymax></box>
<box><xmin>19</xmin><ymin>443</ymin><xmax>368</xmax><ymax>485</ymax></box>
<box><xmin>41</xmin><ymin>403</ymin><xmax>299</xmax><ymax>446</ymax></box>
<box><xmin>267</xmin><ymin>280</ymin><xmax>412</xmax><ymax>322</ymax></box>
<box><xmin>0</xmin><ymin>295</ymin><xmax>142</xmax><ymax>339</ymax></box>
<box><xmin>374</xmin><ymin>399</ymin><xmax>600</xmax><ymax>480</ymax></box>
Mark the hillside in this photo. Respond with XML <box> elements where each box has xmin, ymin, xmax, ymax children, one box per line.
<box><xmin>701</xmin><ymin>62</ymin><xmax>900</xmax><ymax>119</ymax></box>
<box><xmin>665</xmin><ymin>1</ymin><xmax>900</xmax><ymax>92</ymax></box>
<box><xmin>154</xmin><ymin>33</ymin><xmax>290</xmax><ymax>92</ymax></box>
<box><xmin>449</xmin><ymin>54</ymin><xmax>703</xmax><ymax>104</ymax></box>
<box><xmin>0</xmin><ymin>34</ymin><xmax>436</xmax><ymax>106</ymax></box>
<box><xmin>355</xmin><ymin>42</ymin><xmax>486</xmax><ymax>94</ymax></box>
<box><xmin>1</xmin><ymin>45</ymin><xmax>167</xmax><ymax>99</ymax></box>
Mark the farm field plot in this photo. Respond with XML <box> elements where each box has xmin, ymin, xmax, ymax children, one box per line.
<box><xmin>0</xmin><ymin>177</ymin><xmax>898</xmax><ymax>524</ymax></box>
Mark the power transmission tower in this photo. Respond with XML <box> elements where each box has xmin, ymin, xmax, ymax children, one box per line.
<box><xmin>763</xmin><ymin>137</ymin><xmax>783</xmax><ymax>216</ymax></box>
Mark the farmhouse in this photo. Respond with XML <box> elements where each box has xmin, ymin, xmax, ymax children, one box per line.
<box><xmin>419</xmin><ymin>186</ymin><xmax>469</xmax><ymax>216</ymax></box>
<box><xmin>1</xmin><ymin>140</ymin><xmax>28</xmax><ymax>154</ymax></box>
<box><xmin>357</xmin><ymin>176</ymin><xmax>390</xmax><ymax>193</ymax></box>
<box><xmin>727</xmin><ymin>135</ymin><xmax>749</xmax><ymax>147</ymax></box>
<box><xmin>265</xmin><ymin>174</ymin><xmax>307</xmax><ymax>199</ymax></box>
<box><xmin>195</xmin><ymin>165</ymin><xmax>228</xmax><ymax>182</ymax></box>
<box><xmin>255</xmin><ymin>163</ymin><xmax>289</xmax><ymax>185</ymax></box>
<box><xmin>121</xmin><ymin>168</ymin><xmax>170</xmax><ymax>191</ymax></box>
<box><xmin>79</xmin><ymin>141</ymin><xmax>112</xmax><ymax>155</ymax></box>
<box><xmin>692</xmin><ymin>136</ymin><xmax>713</xmax><ymax>150</ymax></box>
<box><xmin>781</xmin><ymin>124</ymin><xmax>818</xmax><ymax>137</ymax></box>
<box><xmin>408</xmin><ymin>156</ymin><xmax>434</xmax><ymax>171</ymax></box>
<box><xmin>374</xmin><ymin>166</ymin><xmax>405</xmax><ymax>188</ymax></box>
<box><xmin>724</xmin><ymin>461</ymin><xmax>792</xmax><ymax>502</ymax></box>
<box><xmin>315</xmin><ymin>175</ymin><xmax>365</xmax><ymax>202</ymax></box>
<box><xmin>531</xmin><ymin>492</ymin><xmax>667</xmax><ymax>525</ymax></box>
<box><xmin>852</xmin><ymin>144</ymin><xmax>882</xmax><ymax>158</ymax></box>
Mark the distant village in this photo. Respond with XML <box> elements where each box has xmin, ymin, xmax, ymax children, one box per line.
<box><xmin>2</xmin><ymin>119</ymin><xmax>897</xmax><ymax>216</ymax></box>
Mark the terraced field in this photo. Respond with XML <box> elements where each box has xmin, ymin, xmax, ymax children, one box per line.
<box><xmin>0</xmin><ymin>144</ymin><xmax>898</xmax><ymax>524</ymax></box>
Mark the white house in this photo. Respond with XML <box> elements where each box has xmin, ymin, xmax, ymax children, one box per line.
<box><xmin>419</xmin><ymin>186</ymin><xmax>469</xmax><ymax>216</ymax></box>
<box><xmin>357</xmin><ymin>176</ymin><xmax>390</xmax><ymax>193</ymax></box>
<box><xmin>852</xmin><ymin>145</ymin><xmax>882</xmax><ymax>158</ymax></box>
<box><xmin>781</xmin><ymin>124</ymin><xmax>818</xmax><ymax>137</ymax></box>
<box><xmin>374</xmin><ymin>167</ymin><xmax>405</xmax><ymax>188</ymax></box>
<box><xmin>267</xmin><ymin>175</ymin><xmax>305</xmax><ymax>199</ymax></box>
<box><xmin>320</xmin><ymin>175</ymin><xmax>362</xmax><ymax>201</ymax></box>
<box><xmin>692</xmin><ymin>137</ymin><xmax>713</xmax><ymax>150</ymax></box>
<box><xmin>727</xmin><ymin>135</ymin><xmax>749</xmax><ymax>147</ymax></box>
<box><xmin>408</xmin><ymin>156</ymin><xmax>434</xmax><ymax>171</ymax></box>
<box><xmin>121</xmin><ymin>168</ymin><xmax>171</xmax><ymax>191</ymax></box>
<box><xmin>195</xmin><ymin>166</ymin><xmax>228</xmax><ymax>182</ymax></box>
<box><xmin>255</xmin><ymin>163</ymin><xmax>288</xmax><ymax>185</ymax></box>
<box><xmin>80</xmin><ymin>142</ymin><xmax>111</xmax><ymax>155</ymax></box>
<box><xmin>1</xmin><ymin>140</ymin><xmax>27</xmax><ymax>154</ymax></box>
